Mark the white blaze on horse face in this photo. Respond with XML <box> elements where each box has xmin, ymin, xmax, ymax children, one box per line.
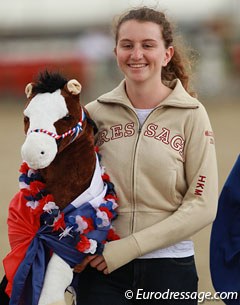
<box><xmin>21</xmin><ymin>90</ymin><xmax>68</xmax><ymax>170</ymax></box>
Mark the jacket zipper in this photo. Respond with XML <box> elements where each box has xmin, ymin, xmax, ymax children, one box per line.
<box><xmin>119</xmin><ymin>106</ymin><xmax>141</xmax><ymax>234</ymax></box>
<box><xmin>123</xmin><ymin>106</ymin><xmax>162</xmax><ymax>233</ymax></box>
<box><xmin>131</xmin><ymin>120</ymin><xmax>141</xmax><ymax>233</ymax></box>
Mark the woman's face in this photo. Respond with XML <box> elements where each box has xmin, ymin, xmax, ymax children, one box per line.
<box><xmin>115</xmin><ymin>20</ymin><xmax>174</xmax><ymax>84</ymax></box>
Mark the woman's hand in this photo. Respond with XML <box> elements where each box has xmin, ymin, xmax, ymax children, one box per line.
<box><xmin>89</xmin><ymin>255</ymin><xmax>109</xmax><ymax>275</ymax></box>
<box><xmin>74</xmin><ymin>254</ymin><xmax>98</xmax><ymax>273</ymax></box>
<box><xmin>73</xmin><ymin>255</ymin><xmax>109</xmax><ymax>275</ymax></box>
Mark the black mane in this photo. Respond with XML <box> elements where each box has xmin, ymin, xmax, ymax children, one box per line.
<box><xmin>32</xmin><ymin>71</ymin><xmax>68</xmax><ymax>94</ymax></box>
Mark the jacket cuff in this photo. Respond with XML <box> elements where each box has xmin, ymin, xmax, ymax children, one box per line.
<box><xmin>103</xmin><ymin>235</ymin><xmax>141</xmax><ymax>273</ymax></box>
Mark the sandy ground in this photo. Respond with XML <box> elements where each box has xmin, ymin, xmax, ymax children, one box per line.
<box><xmin>1</xmin><ymin>97</ymin><xmax>239</xmax><ymax>304</ymax></box>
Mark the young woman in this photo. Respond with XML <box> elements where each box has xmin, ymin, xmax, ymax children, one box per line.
<box><xmin>76</xmin><ymin>7</ymin><xmax>218</xmax><ymax>305</ymax></box>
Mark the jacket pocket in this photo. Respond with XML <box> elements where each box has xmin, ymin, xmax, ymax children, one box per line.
<box><xmin>168</xmin><ymin>169</ymin><xmax>179</xmax><ymax>205</ymax></box>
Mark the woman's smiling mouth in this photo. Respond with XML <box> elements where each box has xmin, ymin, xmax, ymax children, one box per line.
<box><xmin>128</xmin><ymin>63</ymin><xmax>148</xmax><ymax>68</ymax></box>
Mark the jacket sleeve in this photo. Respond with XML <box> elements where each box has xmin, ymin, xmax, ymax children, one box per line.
<box><xmin>103</xmin><ymin>104</ymin><xmax>218</xmax><ymax>273</ymax></box>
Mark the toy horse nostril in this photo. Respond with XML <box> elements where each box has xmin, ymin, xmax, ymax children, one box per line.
<box><xmin>40</xmin><ymin>151</ymin><xmax>45</xmax><ymax>155</ymax></box>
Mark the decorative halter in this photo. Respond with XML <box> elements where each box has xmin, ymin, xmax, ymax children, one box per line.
<box><xmin>29</xmin><ymin>108</ymin><xmax>86</xmax><ymax>143</ymax></box>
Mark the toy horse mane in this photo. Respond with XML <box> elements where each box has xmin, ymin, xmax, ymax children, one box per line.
<box><xmin>31</xmin><ymin>71</ymin><xmax>68</xmax><ymax>94</ymax></box>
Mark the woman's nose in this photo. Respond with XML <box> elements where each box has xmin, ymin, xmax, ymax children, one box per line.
<box><xmin>131</xmin><ymin>47</ymin><xmax>143</xmax><ymax>60</ymax></box>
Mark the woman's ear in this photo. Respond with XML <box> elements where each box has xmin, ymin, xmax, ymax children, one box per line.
<box><xmin>163</xmin><ymin>46</ymin><xmax>174</xmax><ymax>67</ymax></box>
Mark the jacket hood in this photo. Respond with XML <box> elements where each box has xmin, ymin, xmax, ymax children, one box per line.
<box><xmin>97</xmin><ymin>79</ymin><xmax>199</xmax><ymax>109</ymax></box>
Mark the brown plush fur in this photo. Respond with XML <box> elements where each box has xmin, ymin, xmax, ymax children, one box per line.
<box><xmin>39</xmin><ymin>121</ymin><xmax>96</xmax><ymax>209</ymax></box>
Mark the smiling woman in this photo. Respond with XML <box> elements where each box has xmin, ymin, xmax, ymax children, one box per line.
<box><xmin>114</xmin><ymin>20</ymin><xmax>174</xmax><ymax>106</ymax></box>
<box><xmin>75</xmin><ymin>6</ymin><xmax>218</xmax><ymax>305</ymax></box>
<box><xmin>112</xmin><ymin>8</ymin><xmax>194</xmax><ymax>109</ymax></box>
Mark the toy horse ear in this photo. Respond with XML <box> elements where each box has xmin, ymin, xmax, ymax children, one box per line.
<box><xmin>25</xmin><ymin>83</ymin><xmax>34</xmax><ymax>98</ymax></box>
<box><xmin>66</xmin><ymin>79</ymin><xmax>82</xmax><ymax>95</ymax></box>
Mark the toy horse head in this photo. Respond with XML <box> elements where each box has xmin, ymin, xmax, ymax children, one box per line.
<box><xmin>21</xmin><ymin>71</ymin><xmax>87</xmax><ymax>170</ymax></box>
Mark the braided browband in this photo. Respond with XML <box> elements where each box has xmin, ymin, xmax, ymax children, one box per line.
<box><xmin>29</xmin><ymin>108</ymin><xmax>86</xmax><ymax>142</ymax></box>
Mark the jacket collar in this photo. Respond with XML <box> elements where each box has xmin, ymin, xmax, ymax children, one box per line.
<box><xmin>97</xmin><ymin>79</ymin><xmax>199</xmax><ymax>110</ymax></box>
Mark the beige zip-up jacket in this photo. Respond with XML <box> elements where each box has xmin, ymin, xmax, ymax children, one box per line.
<box><xmin>86</xmin><ymin>79</ymin><xmax>218</xmax><ymax>273</ymax></box>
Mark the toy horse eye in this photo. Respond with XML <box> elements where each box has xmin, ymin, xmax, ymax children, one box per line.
<box><xmin>63</xmin><ymin>114</ymin><xmax>72</xmax><ymax>121</ymax></box>
<box><xmin>24</xmin><ymin>116</ymin><xmax>29</xmax><ymax>123</ymax></box>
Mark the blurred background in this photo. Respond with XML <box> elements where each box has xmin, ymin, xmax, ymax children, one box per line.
<box><xmin>0</xmin><ymin>0</ymin><xmax>239</xmax><ymax>304</ymax></box>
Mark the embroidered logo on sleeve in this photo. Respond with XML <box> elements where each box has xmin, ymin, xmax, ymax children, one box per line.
<box><xmin>205</xmin><ymin>130</ymin><xmax>214</xmax><ymax>144</ymax></box>
<box><xmin>194</xmin><ymin>175</ymin><xmax>206</xmax><ymax>196</ymax></box>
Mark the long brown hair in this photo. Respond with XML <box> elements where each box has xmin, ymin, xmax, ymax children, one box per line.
<box><xmin>112</xmin><ymin>7</ymin><xmax>196</xmax><ymax>96</ymax></box>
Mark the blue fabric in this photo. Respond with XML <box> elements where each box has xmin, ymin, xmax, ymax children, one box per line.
<box><xmin>210</xmin><ymin>155</ymin><xmax>240</xmax><ymax>304</ymax></box>
<box><xmin>10</xmin><ymin>202</ymin><xmax>109</xmax><ymax>305</ymax></box>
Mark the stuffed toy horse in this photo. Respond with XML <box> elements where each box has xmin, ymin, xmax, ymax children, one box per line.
<box><xmin>2</xmin><ymin>71</ymin><xmax>119</xmax><ymax>305</ymax></box>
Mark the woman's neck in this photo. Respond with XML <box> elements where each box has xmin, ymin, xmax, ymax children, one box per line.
<box><xmin>125</xmin><ymin>79</ymin><xmax>172</xmax><ymax>109</ymax></box>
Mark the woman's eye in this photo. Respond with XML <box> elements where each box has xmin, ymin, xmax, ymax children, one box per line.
<box><xmin>122</xmin><ymin>44</ymin><xmax>132</xmax><ymax>49</ymax></box>
<box><xmin>143</xmin><ymin>44</ymin><xmax>153</xmax><ymax>48</ymax></box>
